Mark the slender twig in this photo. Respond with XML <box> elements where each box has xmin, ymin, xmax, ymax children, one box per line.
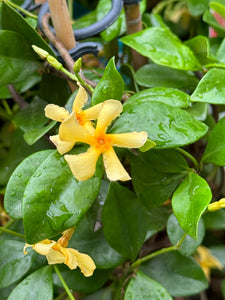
<box><xmin>7</xmin><ymin>85</ymin><xmax>27</xmax><ymax>109</ymax></box>
<box><xmin>53</xmin><ymin>265</ymin><xmax>76</xmax><ymax>300</ymax></box>
<box><xmin>54</xmin><ymin>290</ymin><xmax>67</xmax><ymax>300</ymax></box>
<box><xmin>131</xmin><ymin>233</ymin><xmax>186</xmax><ymax>268</ymax></box>
<box><xmin>42</xmin><ymin>13</ymin><xmax>75</xmax><ymax>72</ymax></box>
<box><xmin>175</xmin><ymin>147</ymin><xmax>199</xmax><ymax>171</ymax></box>
<box><xmin>0</xmin><ymin>226</ymin><xmax>25</xmax><ymax>239</ymax></box>
<box><xmin>5</xmin><ymin>0</ymin><xmax>38</xmax><ymax>19</ymax></box>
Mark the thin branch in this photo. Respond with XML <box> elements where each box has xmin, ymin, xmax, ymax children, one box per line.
<box><xmin>7</xmin><ymin>85</ymin><xmax>27</xmax><ymax>109</ymax></box>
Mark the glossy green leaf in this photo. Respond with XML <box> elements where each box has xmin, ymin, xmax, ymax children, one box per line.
<box><xmin>69</xmin><ymin>215</ymin><xmax>126</xmax><ymax>269</ymax></box>
<box><xmin>92</xmin><ymin>57</ymin><xmax>124</xmax><ymax>105</ymax></box>
<box><xmin>191</xmin><ymin>69</ymin><xmax>225</xmax><ymax>104</ymax></box>
<box><xmin>216</xmin><ymin>37</ymin><xmax>225</xmax><ymax>62</ymax></box>
<box><xmin>167</xmin><ymin>214</ymin><xmax>205</xmax><ymax>256</ymax></box>
<box><xmin>2</xmin><ymin>2</ymin><xmax>54</xmax><ymax>55</ymax></box>
<box><xmin>124</xmin><ymin>271</ymin><xmax>172</xmax><ymax>300</ymax></box>
<box><xmin>185</xmin><ymin>36</ymin><xmax>213</xmax><ymax>65</ymax></box>
<box><xmin>172</xmin><ymin>171</ymin><xmax>212</xmax><ymax>240</ymax></box>
<box><xmin>0</xmin><ymin>72</ymin><xmax>41</xmax><ymax>99</ymax></box>
<box><xmin>134</xmin><ymin>64</ymin><xmax>199</xmax><ymax>90</ymax></box>
<box><xmin>186</xmin><ymin>0</ymin><xmax>209</xmax><ymax>16</ymax></box>
<box><xmin>54</xmin><ymin>265</ymin><xmax>111</xmax><ymax>293</ymax></box>
<box><xmin>23</xmin><ymin>148</ymin><xmax>102</xmax><ymax>244</ymax></box>
<box><xmin>0</xmin><ymin>240</ymin><xmax>35</xmax><ymax>288</ymax></box>
<box><xmin>102</xmin><ymin>182</ymin><xmax>148</xmax><ymax>260</ymax></box>
<box><xmin>142</xmin><ymin>13</ymin><xmax>169</xmax><ymax>30</ymax></box>
<box><xmin>141</xmin><ymin>252</ymin><xmax>208</xmax><ymax>296</ymax></box>
<box><xmin>24</xmin><ymin>121</ymin><xmax>56</xmax><ymax>145</ymax></box>
<box><xmin>210</xmin><ymin>245</ymin><xmax>225</xmax><ymax>267</ymax></box>
<box><xmin>0</xmin><ymin>30</ymin><xmax>41</xmax><ymax>86</ymax></box>
<box><xmin>203</xmin><ymin>209</ymin><xmax>225</xmax><ymax>229</ymax></box>
<box><xmin>186</xmin><ymin>102</ymin><xmax>208</xmax><ymax>121</ymax></box>
<box><xmin>4</xmin><ymin>150</ymin><xmax>54</xmax><ymax>219</ymax></box>
<box><xmin>202</xmin><ymin>116</ymin><xmax>225</xmax><ymax>165</ymax></box>
<box><xmin>123</xmin><ymin>87</ymin><xmax>190</xmax><ymax>110</ymax></box>
<box><xmin>120</xmin><ymin>27</ymin><xmax>201</xmax><ymax>71</ymax></box>
<box><xmin>129</xmin><ymin>151</ymin><xmax>187</xmax><ymax>208</ymax></box>
<box><xmin>7</xmin><ymin>266</ymin><xmax>52</xmax><ymax>300</ymax></box>
<box><xmin>145</xmin><ymin>207</ymin><xmax>170</xmax><ymax>239</ymax></box>
<box><xmin>111</xmin><ymin>101</ymin><xmax>208</xmax><ymax>149</ymax></box>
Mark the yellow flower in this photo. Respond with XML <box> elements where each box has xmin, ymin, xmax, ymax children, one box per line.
<box><xmin>208</xmin><ymin>198</ymin><xmax>225</xmax><ymax>212</ymax></box>
<box><xmin>194</xmin><ymin>246</ymin><xmax>223</xmax><ymax>280</ymax></box>
<box><xmin>59</xmin><ymin>100</ymin><xmax>148</xmax><ymax>181</ymax></box>
<box><xmin>24</xmin><ymin>228</ymin><xmax>96</xmax><ymax>277</ymax></box>
<box><xmin>44</xmin><ymin>84</ymin><xmax>102</xmax><ymax>155</ymax></box>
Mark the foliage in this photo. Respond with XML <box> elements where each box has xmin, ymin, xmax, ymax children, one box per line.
<box><xmin>1</xmin><ymin>0</ymin><xmax>225</xmax><ymax>299</ymax></box>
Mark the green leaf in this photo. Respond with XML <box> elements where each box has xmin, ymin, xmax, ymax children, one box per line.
<box><xmin>69</xmin><ymin>215</ymin><xmax>126</xmax><ymax>269</ymax></box>
<box><xmin>191</xmin><ymin>68</ymin><xmax>225</xmax><ymax>104</ymax></box>
<box><xmin>145</xmin><ymin>206</ymin><xmax>170</xmax><ymax>239</ymax></box>
<box><xmin>202</xmin><ymin>116</ymin><xmax>225</xmax><ymax>165</ymax></box>
<box><xmin>186</xmin><ymin>102</ymin><xmax>208</xmax><ymax>121</ymax></box>
<box><xmin>4</xmin><ymin>150</ymin><xmax>54</xmax><ymax>219</ymax></box>
<box><xmin>172</xmin><ymin>171</ymin><xmax>212</xmax><ymax>240</ymax></box>
<box><xmin>186</xmin><ymin>0</ymin><xmax>209</xmax><ymax>16</ymax></box>
<box><xmin>7</xmin><ymin>266</ymin><xmax>53</xmax><ymax>300</ymax></box>
<box><xmin>0</xmin><ymin>240</ymin><xmax>35</xmax><ymax>288</ymax></box>
<box><xmin>120</xmin><ymin>27</ymin><xmax>201</xmax><ymax>71</ymax></box>
<box><xmin>134</xmin><ymin>64</ymin><xmax>199</xmax><ymax>90</ymax></box>
<box><xmin>53</xmin><ymin>265</ymin><xmax>111</xmax><ymax>293</ymax></box>
<box><xmin>111</xmin><ymin>101</ymin><xmax>208</xmax><ymax>149</ymax></box>
<box><xmin>1</xmin><ymin>2</ymin><xmax>54</xmax><ymax>55</ymax></box>
<box><xmin>210</xmin><ymin>245</ymin><xmax>225</xmax><ymax>267</ymax></box>
<box><xmin>92</xmin><ymin>57</ymin><xmax>124</xmax><ymax>105</ymax></box>
<box><xmin>0</xmin><ymin>72</ymin><xmax>41</xmax><ymax>99</ymax></box>
<box><xmin>0</xmin><ymin>30</ymin><xmax>41</xmax><ymax>86</ymax></box>
<box><xmin>102</xmin><ymin>182</ymin><xmax>148</xmax><ymax>260</ymax></box>
<box><xmin>124</xmin><ymin>271</ymin><xmax>172</xmax><ymax>300</ymax></box>
<box><xmin>141</xmin><ymin>252</ymin><xmax>208</xmax><ymax>296</ymax></box>
<box><xmin>139</xmin><ymin>139</ymin><xmax>156</xmax><ymax>152</ymax></box>
<box><xmin>123</xmin><ymin>87</ymin><xmax>191</xmax><ymax>110</ymax></box>
<box><xmin>23</xmin><ymin>148</ymin><xmax>102</xmax><ymax>244</ymax></box>
<box><xmin>185</xmin><ymin>36</ymin><xmax>214</xmax><ymax>65</ymax></box>
<box><xmin>129</xmin><ymin>151</ymin><xmax>187</xmax><ymax>208</ymax></box>
<box><xmin>167</xmin><ymin>214</ymin><xmax>205</xmax><ymax>256</ymax></box>
<box><xmin>216</xmin><ymin>37</ymin><xmax>225</xmax><ymax>62</ymax></box>
<box><xmin>24</xmin><ymin>121</ymin><xmax>56</xmax><ymax>145</ymax></box>
<box><xmin>203</xmin><ymin>209</ymin><xmax>225</xmax><ymax>229</ymax></box>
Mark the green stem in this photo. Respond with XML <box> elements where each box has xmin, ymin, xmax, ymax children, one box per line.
<box><xmin>5</xmin><ymin>0</ymin><xmax>38</xmax><ymax>19</ymax></box>
<box><xmin>0</xmin><ymin>226</ymin><xmax>25</xmax><ymax>239</ymax></box>
<box><xmin>53</xmin><ymin>265</ymin><xmax>76</xmax><ymax>300</ymax></box>
<box><xmin>132</xmin><ymin>233</ymin><xmax>186</xmax><ymax>269</ymax></box>
<box><xmin>68</xmin><ymin>0</ymin><xmax>73</xmax><ymax>20</ymax></box>
<box><xmin>175</xmin><ymin>147</ymin><xmax>199</xmax><ymax>171</ymax></box>
<box><xmin>2</xmin><ymin>99</ymin><xmax>12</xmax><ymax>115</ymax></box>
<box><xmin>76</xmin><ymin>72</ymin><xmax>94</xmax><ymax>93</ymax></box>
<box><xmin>54</xmin><ymin>290</ymin><xmax>67</xmax><ymax>300</ymax></box>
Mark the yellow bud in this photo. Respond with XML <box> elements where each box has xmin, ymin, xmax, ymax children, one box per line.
<box><xmin>73</xmin><ymin>58</ymin><xmax>82</xmax><ymax>73</ymax></box>
<box><xmin>47</xmin><ymin>56</ymin><xmax>63</xmax><ymax>70</ymax></box>
<box><xmin>208</xmin><ymin>198</ymin><xmax>225</xmax><ymax>212</ymax></box>
<box><xmin>32</xmin><ymin>45</ymin><xmax>49</xmax><ymax>59</ymax></box>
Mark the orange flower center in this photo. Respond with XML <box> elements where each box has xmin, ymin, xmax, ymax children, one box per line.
<box><xmin>76</xmin><ymin>111</ymin><xmax>85</xmax><ymax>126</ymax></box>
<box><xmin>90</xmin><ymin>131</ymin><xmax>112</xmax><ymax>153</ymax></box>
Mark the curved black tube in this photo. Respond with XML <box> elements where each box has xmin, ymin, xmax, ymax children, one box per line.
<box><xmin>38</xmin><ymin>0</ymin><xmax>123</xmax><ymax>40</ymax></box>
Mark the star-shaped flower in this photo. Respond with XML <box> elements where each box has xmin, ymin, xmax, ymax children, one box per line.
<box><xmin>24</xmin><ymin>228</ymin><xmax>96</xmax><ymax>277</ymax></box>
<box><xmin>59</xmin><ymin>100</ymin><xmax>148</xmax><ymax>181</ymax></box>
<box><xmin>45</xmin><ymin>84</ymin><xmax>102</xmax><ymax>154</ymax></box>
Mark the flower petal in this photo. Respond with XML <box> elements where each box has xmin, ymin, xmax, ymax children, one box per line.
<box><xmin>59</xmin><ymin>112</ymin><xmax>90</xmax><ymax>143</ymax></box>
<box><xmin>45</xmin><ymin>247</ymin><xmax>65</xmax><ymax>264</ymax></box>
<box><xmin>45</xmin><ymin>104</ymin><xmax>69</xmax><ymax>122</ymax></box>
<box><xmin>83</xmin><ymin>103</ymin><xmax>103</xmax><ymax>120</ymax></box>
<box><xmin>72</xmin><ymin>84</ymin><xmax>88</xmax><ymax>113</ymax></box>
<box><xmin>66</xmin><ymin>249</ymin><xmax>96</xmax><ymax>276</ymax></box>
<box><xmin>103</xmin><ymin>147</ymin><xmax>131</xmax><ymax>181</ymax></box>
<box><xmin>33</xmin><ymin>240</ymin><xmax>56</xmax><ymax>255</ymax></box>
<box><xmin>64</xmin><ymin>147</ymin><xmax>100</xmax><ymax>181</ymax></box>
<box><xmin>110</xmin><ymin>131</ymin><xmax>148</xmax><ymax>148</ymax></box>
<box><xmin>96</xmin><ymin>100</ymin><xmax>123</xmax><ymax>133</ymax></box>
<box><xmin>50</xmin><ymin>135</ymin><xmax>75</xmax><ymax>155</ymax></box>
